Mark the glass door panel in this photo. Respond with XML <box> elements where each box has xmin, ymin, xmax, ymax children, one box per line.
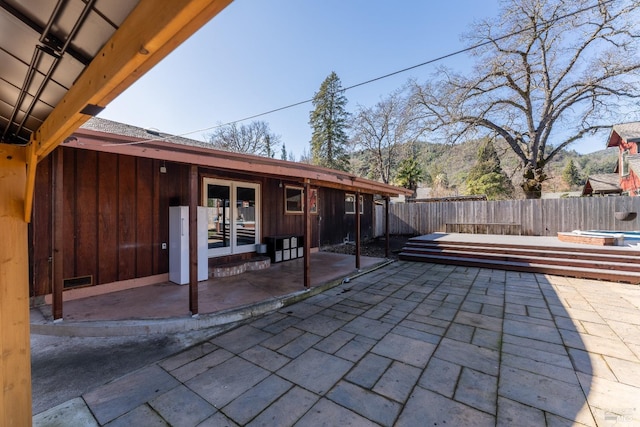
<box><xmin>206</xmin><ymin>183</ymin><xmax>231</xmax><ymax>255</ymax></box>
<box><xmin>235</xmin><ymin>187</ymin><xmax>256</xmax><ymax>248</ymax></box>
<box><xmin>203</xmin><ymin>178</ymin><xmax>260</xmax><ymax>257</ymax></box>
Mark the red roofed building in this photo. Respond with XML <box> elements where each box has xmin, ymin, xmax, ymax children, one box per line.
<box><xmin>583</xmin><ymin>122</ymin><xmax>640</xmax><ymax>196</ymax></box>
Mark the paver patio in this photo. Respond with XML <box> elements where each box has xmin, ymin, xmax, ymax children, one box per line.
<box><xmin>34</xmin><ymin>261</ymin><xmax>640</xmax><ymax>426</ymax></box>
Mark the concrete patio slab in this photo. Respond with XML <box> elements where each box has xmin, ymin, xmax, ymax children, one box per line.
<box><xmin>33</xmin><ymin>260</ymin><xmax>640</xmax><ymax>426</ymax></box>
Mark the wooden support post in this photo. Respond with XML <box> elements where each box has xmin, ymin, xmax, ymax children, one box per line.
<box><xmin>385</xmin><ymin>196</ymin><xmax>390</xmax><ymax>258</ymax></box>
<box><xmin>355</xmin><ymin>191</ymin><xmax>361</xmax><ymax>270</ymax></box>
<box><xmin>24</xmin><ymin>141</ymin><xmax>38</xmax><ymax>222</ymax></box>
<box><xmin>0</xmin><ymin>145</ymin><xmax>32</xmax><ymax>425</ymax></box>
<box><xmin>303</xmin><ymin>181</ymin><xmax>311</xmax><ymax>288</ymax></box>
<box><xmin>188</xmin><ymin>165</ymin><xmax>198</xmax><ymax>315</ymax></box>
<box><xmin>53</xmin><ymin>149</ymin><xmax>64</xmax><ymax>320</ymax></box>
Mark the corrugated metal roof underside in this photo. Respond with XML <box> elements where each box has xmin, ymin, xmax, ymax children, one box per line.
<box><xmin>0</xmin><ymin>0</ymin><xmax>139</xmax><ymax>145</ymax></box>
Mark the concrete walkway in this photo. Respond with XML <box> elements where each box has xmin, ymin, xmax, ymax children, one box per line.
<box><xmin>34</xmin><ymin>261</ymin><xmax>640</xmax><ymax>426</ymax></box>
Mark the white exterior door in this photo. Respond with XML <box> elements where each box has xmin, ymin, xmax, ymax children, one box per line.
<box><xmin>202</xmin><ymin>178</ymin><xmax>260</xmax><ymax>257</ymax></box>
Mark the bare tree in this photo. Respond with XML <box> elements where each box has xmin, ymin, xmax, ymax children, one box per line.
<box><xmin>412</xmin><ymin>0</ymin><xmax>640</xmax><ymax>198</ymax></box>
<box><xmin>207</xmin><ymin>121</ymin><xmax>281</xmax><ymax>157</ymax></box>
<box><xmin>351</xmin><ymin>89</ymin><xmax>420</xmax><ymax>184</ymax></box>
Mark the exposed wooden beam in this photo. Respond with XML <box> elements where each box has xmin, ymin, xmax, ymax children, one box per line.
<box><xmin>33</xmin><ymin>0</ymin><xmax>233</xmax><ymax>162</ymax></box>
<box><xmin>0</xmin><ymin>145</ymin><xmax>31</xmax><ymax>426</ymax></box>
<box><xmin>23</xmin><ymin>140</ymin><xmax>37</xmax><ymax>222</ymax></box>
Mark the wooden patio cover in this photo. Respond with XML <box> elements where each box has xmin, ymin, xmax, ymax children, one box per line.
<box><xmin>0</xmin><ymin>1</ymin><xmax>411</xmax><ymax>423</ymax></box>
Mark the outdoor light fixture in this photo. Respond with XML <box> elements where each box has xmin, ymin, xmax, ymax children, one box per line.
<box><xmin>160</xmin><ymin>160</ymin><xmax>167</xmax><ymax>174</ymax></box>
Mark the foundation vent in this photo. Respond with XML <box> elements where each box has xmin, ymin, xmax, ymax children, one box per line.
<box><xmin>63</xmin><ymin>275</ymin><xmax>93</xmax><ymax>289</ymax></box>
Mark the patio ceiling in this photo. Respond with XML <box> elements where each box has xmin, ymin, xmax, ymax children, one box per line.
<box><xmin>0</xmin><ymin>0</ymin><xmax>137</xmax><ymax>146</ymax></box>
<box><xmin>0</xmin><ymin>0</ymin><xmax>233</xmax><ymax>220</ymax></box>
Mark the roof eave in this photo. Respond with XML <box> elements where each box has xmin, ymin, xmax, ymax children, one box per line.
<box><xmin>69</xmin><ymin>128</ymin><xmax>413</xmax><ymax>197</ymax></box>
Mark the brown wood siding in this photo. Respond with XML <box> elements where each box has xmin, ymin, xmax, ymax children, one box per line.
<box><xmin>62</xmin><ymin>149</ymin><xmax>76</xmax><ymax>281</ymax></box>
<box><xmin>318</xmin><ymin>189</ymin><xmax>374</xmax><ymax>246</ymax></box>
<box><xmin>118</xmin><ymin>155</ymin><xmax>137</xmax><ymax>280</ymax></box>
<box><xmin>97</xmin><ymin>152</ymin><xmax>119</xmax><ymax>284</ymax></box>
<box><xmin>29</xmin><ymin>147</ymin><xmax>191</xmax><ymax>297</ymax></box>
<box><xmin>152</xmin><ymin>159</ymin><xmax>161</xmax><ymax>274</ymax></box>
<box><xmin>30</xmin><ymin>148</ymin><xmax>381</xmax><ymax>297</ymax></box>
<box><xmin>31</xmin><ymin>154</ymin><xmax>53</xmax><ymax>297</ymax></box>
<box><xmin>136</xmin><ymin>157</ymin><xmax>154</xmax><ymax>278</ymax></box>
<box><xmin>76</xmin><ymin>150</ymin><xmax>98</xmax><ymax>280</ymax></box>
<box><xmin>260</xmin><ymin>179</ymin><xmax>320</xmax><ymax>246</ymax></box>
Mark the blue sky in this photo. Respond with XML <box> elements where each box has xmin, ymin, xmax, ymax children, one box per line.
<box><xmin>99</xmin><ymin>0</ymin><xmax>607</xmax><ymax>158</ymax></box>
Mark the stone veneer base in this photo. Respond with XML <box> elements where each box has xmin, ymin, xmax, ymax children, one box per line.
<box><xmin>211</xmin><ymin>256</ymin><xmax>271</xmax><ymax>278</ymax></box>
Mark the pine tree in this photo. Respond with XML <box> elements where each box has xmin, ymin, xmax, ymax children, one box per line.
<box><xmin>562</xmin><ymin>159</ymin><xmax>581</xmax><ymax>187</ymax></box>
<box><xmin>264</xmin><ymin>134</ymin><xmax>275</xmax><ymax>158</ymax></box>
<box><xmin>281</xmin><ymin>143</ymin><xmax>287</xmax><ymax>161</ymax></box>
<box><xmin>309</xmin><ymin>72</ymin><xmax>350</xmax><ymax>171</ymax></box>
<box><xmin>465</xmin><ymin>138</ymin><xmax>514</xmax><ymax>200</ymax></box>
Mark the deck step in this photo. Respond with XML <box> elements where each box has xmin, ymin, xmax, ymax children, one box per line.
<box><xmin>405</xmin><ymin>238</ymin><xmax>640</xmax><ymax>255</ymax></box>
<box><xmin>399</xmin><ymin>252</ymin><xmax>640</xmax><ymax>284</ymax></box>
<box><xmin>400</xmin><ymin>247</ymin><xmax>640</xmax><ymax>272</ymax></box>
<box><xmin>399</xmin><ymin>234</ymin><xmax>640</xmax><ymax>284</ymax></box>
<box><xmin>402</xmin><ymin>242</ymin><xmax>640</xmax><ymax>263</ymax></box>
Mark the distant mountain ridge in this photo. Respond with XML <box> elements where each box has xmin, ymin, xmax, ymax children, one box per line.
<box><xmin>350</xmin><ymin>139</ymin><xmax>618</xmax><ymax>198</ymax></box>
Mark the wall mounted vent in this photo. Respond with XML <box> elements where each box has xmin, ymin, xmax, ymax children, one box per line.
<box><xmin>63</xmin><ymin>275</ymin><xmax>93</xmax><ymax>289</ymax></box>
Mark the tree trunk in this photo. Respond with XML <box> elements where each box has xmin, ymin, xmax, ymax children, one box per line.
<box><xmin>522</xmin><ymin>179</ymin><xmax>542</xmax><ymax>199</ymax></box>
<box><xmin>521</xmin><ymin>162</ymin><xmax>546</xmax><ymax>199</ymax></box>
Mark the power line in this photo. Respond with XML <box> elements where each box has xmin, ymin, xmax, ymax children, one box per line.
<box><xmin>113</xmin><ymin>0</ymin><xmax>617</xmax><ymax>145</ymax></box>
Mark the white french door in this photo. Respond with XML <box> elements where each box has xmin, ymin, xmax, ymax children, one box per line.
<box><xmin>202</xmin><ymin>178</ymin><xmax>260</xmax><ymax>257</ymax></box>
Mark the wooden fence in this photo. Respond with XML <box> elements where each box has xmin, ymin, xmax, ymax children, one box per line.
<box><xmin>374</xmin><ymin>196</ymin><xmax>640</xmax><ymax>237</ymax></box>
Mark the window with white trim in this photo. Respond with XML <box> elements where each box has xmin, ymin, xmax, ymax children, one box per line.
<box><xmin>622</xmin><ymin>149</ymin><xmax>630</xmax><ymax>176</ymax></box>
<box><xmin>345</xmin><ymin>193</ymin><xmax>364</xmax><ymax>214</ymax></box>
<box><xmin>285</xmin><ymin>186</ymin><xmax>304</xmax><ymax>214</ymax></box>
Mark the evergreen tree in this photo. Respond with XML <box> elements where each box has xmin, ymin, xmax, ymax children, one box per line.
<box><xmin>562</xmin><ymin>159</ymin><xmax>582</xmax><ymax>187</ymax></box>
<box><xmin>465</xmin><ymin>138</ymin><xmax>514</xmax><ymax>200</ymax></box>
<box><xmin>281</xmin><ymin>143</ymin><xmax>287</xmax><ymax>161</ymax></box>
<box><xmin>265</xmin><ymin>134</ymin><xmax>275</xmax><ymax>158</ymax></box>
<box><xmin>309</xmin><ymin>72</ymin><xmax>350</xmax><ymax>171</ymax></box>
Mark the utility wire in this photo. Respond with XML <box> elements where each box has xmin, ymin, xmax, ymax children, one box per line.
<box><xmin>109</xmin><ymin>0</ymin><xmax>616</xmax><ymax>146</ymax></box>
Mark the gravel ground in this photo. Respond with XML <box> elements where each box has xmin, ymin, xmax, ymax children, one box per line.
<box><xmin>321</xmin><ymin>235</ymin><xmax>412</xmax><ymax>260</ymax></box>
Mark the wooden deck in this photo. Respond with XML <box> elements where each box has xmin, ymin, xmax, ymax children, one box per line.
<box><xmin>399</xmin><ymin>233</ymin><xmax>640</xmax><ymax>284</ymax></box>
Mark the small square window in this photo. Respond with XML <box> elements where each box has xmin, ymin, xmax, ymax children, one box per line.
<box><xmin>346</xmin><ymin>194</ymin><xmax>364</xmax><ymax>215</ymax></box>
<box><xmin>285</xmin><ymin>186</ymin><xmax>304</xmax><ymax>214</ymax></box>
<box><xmin>345</xmin><ymin>194</ymin><xmax>356</xmax><ymax>214</ymax></box>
